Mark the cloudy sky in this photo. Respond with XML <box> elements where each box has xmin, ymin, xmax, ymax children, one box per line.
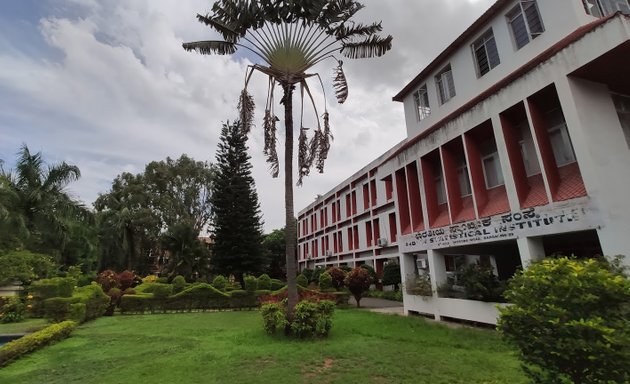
<box><xmin>0</xmin><ymin>0</ymin><xmax>495</xmax><ymax>232</ymax></box>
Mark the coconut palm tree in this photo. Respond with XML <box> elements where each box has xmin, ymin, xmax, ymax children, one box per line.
<box><xmin>1</xmin><ymin>145</ymin><xmax>84</xmax><ymax>256</ymax></box>
<box><xmin>183</xmin><ymin>0</ymin><xmax>392</xmax><ymax>316</ymax></box>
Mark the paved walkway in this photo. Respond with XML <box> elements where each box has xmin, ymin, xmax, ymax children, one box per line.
<box><xmin>348</xmin><ymin>297</ymin><xmax>405</xmax><ymax>316</ymax></box>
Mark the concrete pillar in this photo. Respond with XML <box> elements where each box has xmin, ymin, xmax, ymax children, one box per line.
<box><xmin>427</xmin><ymin>249</ymin><xmax>447</xmax><ymax>296</ymax></box>
<box><xmin>517</xmin><ymin>237</ymin><xmax>545</xmax><ymax>268</ymax></box>
<box><xmin>399</xmin><ymin>252</ymin><xmax>416</xmax><ymax>315</ymax></box>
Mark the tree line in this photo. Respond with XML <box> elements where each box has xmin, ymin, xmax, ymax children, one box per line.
<box><xmin>0</xmin><ymin>124</ymin><xmax>285</xmax><ymax>285</ymax></box>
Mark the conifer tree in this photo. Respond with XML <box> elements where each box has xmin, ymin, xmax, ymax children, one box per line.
<box><xmin>211</xmin><ymin>121</ymin><xmax>265</xmax><ymax>283</ymax></box>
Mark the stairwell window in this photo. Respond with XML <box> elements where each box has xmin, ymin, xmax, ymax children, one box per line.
<box><xmin>413</xmin><ymin>85</ymin><xmax>431</xmax><ymax>121</ymax></box>
<box><xmin>472</xmin><ymin>29</ymin><xmax>500</xmax><ymax>77</ymax></box>
<box><xmin>435</xmin><ymin>64</ymin><xmax>456</xmax><ymax>104</ymax></box>
<box><xmin>546</xmin><ymin>108</ymin><xmax>576</xmax><ymax>166</ymax></box>
<box><xmin>612</xmin><ymin>93</ymin><xmax>630</xmax><ymax>148</ymax></box>
<box><xmin>584</xmin><ymin>0</ymin><xmax>630</xmax><ymax>17</ymax></box>
<box><xmin>507</xmin><ymin>1</ymin><xmax>544</xmax><ymax>50</ymax></box>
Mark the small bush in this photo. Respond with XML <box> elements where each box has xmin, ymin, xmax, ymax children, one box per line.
<box><xmin>405</xmin><ymin>274</ymin><xmax>432</xmax><ymax>296</ymax></box>
<box><xmin>345</xmin><ymin>267</ymin><xmax>372</xmax><ymax>307</ymax></box>
<box><xmin>301</xmin><ymin>268</ymin><xmax>314</xmax><ymax>283</ymax></box>
<box><xmin>145</xmin><ymin>283</ymin><xmax>173</xmax><ymax>299</ymax></box>
<box><xmin>0</xmin><ymin>320</ymin><xmax>76</xmax><ymax>367</ymax></box>
<box><xmin>0</xmin><ymin>297</ymin><xmax>25</xmax><ymax>323</ymax></box>
<box><xmin>142</xmin><ymin>275</ymin><xmax>158</xmax><ymax>284</ymax></box>
<box><xmin>382</xmin><ymin>262</ymin><xmax>401</xmax><ymax>290</ymax></box>
<box><xmin>290</xmin><ymin>300</ymin><xmax>335</xmax><ymax>338</ymax></box>
<box><xmin>257</xmin><ymin>274</ymin><xmax>272</xmax><ymax>290</ymax></box>
<box><xmin>212</xmin><ymin>275</ymin><xmax>227</xmax><ymax>291</ymax></box>
<box><xmin>42</xmin><ymin>297</ymin><xmax>76</xmax><ymax>322</ymax></box>
<box><xmin>499</xmin><ymin>256</ymin><xmax>630</xmax><ymax>384</ymax></box>
<box><xmin>261</xmin><ymin>302</ymin><xmax>288</xmax><ymax>334</ymax></box>
<box><xmin>327</xmin><ymin>267</ymin><xmax>346</xmax><ymax>290</ymax></box>
<box><xmin>459</xmin><ymin>262</ymin><xmax>505</xmax><ymax>302</ymax></box>
<box><xmin>172</xmin><ymin>275</ymin><xmax>187</xmax><ymax>294</ymax></box>
<box><xmin>69</xmin><ymin>303</ymin><xmax>86</xmax><ymax>323</ymax></box>
<box><xmin>117</xmin><ymin>270</ymin><xmax>137</xmax><ymax>291</ymax></box>
<box><xmin>95</xmin><ymin>270</ymin><xmax>119</xmax><ymax>293</ymax></box>
<box><xmin>270</xmin><ymin>279</ymin><xmax>285</xmax><ymax>291</ymax></box>
<box><xmin>30</xmin><ymin>277</ymin><xmax>75</xmax><ymax>299</ymax></box>
<box><xmin>318</xmin><ymin>271</ymin><xmax>333</xmax><ymax>291</ymax></box>
<box><xmin>296</xmin><ymin>274</ymin><xmax>308</xmax><ymax>288</ymax></box>
<box><xmin>243</xmin><ymin>275</ymin><xmax>258</xmax><ymax>292</ymax></box>
<box><xmin>73</xmin><ymin>283</ymin><xmax>109</xmax><ymax>321</ymax></box>
<box><xmin>311</xmin><ymin>267</ymin><xmax>325</xmax><ymax>285</ymax></box>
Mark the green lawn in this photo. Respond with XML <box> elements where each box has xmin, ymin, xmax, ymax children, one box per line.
<box><xmin>0</xmin><ymin>318</ymin><xmax>49</xmax><ymax>335</ymax></box>
<box><xmin>0</xmin><ymin>310</ymin><xmax>526</xmax><ymax>384</ymax></box>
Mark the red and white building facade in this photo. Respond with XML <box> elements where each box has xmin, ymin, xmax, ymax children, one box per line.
<box><xmin>297</xmin><ymin>0</ymin><xmax>630</xmax><ymax>324</ymax></box>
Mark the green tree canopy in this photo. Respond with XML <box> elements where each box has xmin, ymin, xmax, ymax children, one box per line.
<box><xmin>211</xmin><ymin>121</ymin><xmax>264</xmax><ymax>283</ymax></box>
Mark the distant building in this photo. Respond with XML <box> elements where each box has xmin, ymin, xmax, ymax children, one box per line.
<box><xmin>297</xmin><ymin>0</ymin><xmax>630</xmax><ymax>324</ymax></box>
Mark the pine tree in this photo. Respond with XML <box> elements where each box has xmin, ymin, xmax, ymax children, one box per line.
<box><xmin>211</xmin><ymin>121</ymin><xmax>265</xmax><ymax>283</ymax></box>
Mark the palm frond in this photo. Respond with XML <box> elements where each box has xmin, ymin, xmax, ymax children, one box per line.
<box><xmin>341</xmin><ymin>34</ymin><xmax>393</xmax><ymax>59</ymax></box>
<box><xmin>333</xmin><ymin>21</ymin><xmax>382</xmax><ymax>40</ymax></box>
<box><xmin>332</xmin><ymin>60</ymin><xmax>348</xmax><ymax>104</ymax></box>
<box><xmin>182</xmin><ymin>40</ymin><xmax>237</xmax><ymax>55</ymax></box>
<box><xmin>237</xmin><ymin>89</ymin><xmax>255</xmax><ymax>135</ymax></box>
<box><xmin>195</xmin><ymin>14</ymin><xmax>240</xmax><ymax>42</ymax></box>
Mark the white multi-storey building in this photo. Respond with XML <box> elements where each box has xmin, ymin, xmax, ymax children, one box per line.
<box><xmin>297</xmin><ymin>0</ymin><xmax>630</xmax><ymax>324</ymax></box>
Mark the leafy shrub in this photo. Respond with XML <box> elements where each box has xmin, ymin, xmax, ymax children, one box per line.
<box><xmin>311</xmin><ymin>267</ymin><xmax>325</xmax><ymax>285</ymax></box>
<box><xmin>318</xmin><ymin>271</ymin><xmax>333</xmax><ymax>291</ymax></box>
<box><xmin>172</xmin><ymin>275</ymin><xmax>187</xmax><ymax>294</ymax></box>
<box><xmin>360</xmin><ymin>264</ymin><xmax>377</xmax><ymax>283</ymax></box>
<box><xmin>69</xmin><ymin>303</ymin><xmax>86</xmax><ymax>323</ymax></box>
<box><xmin>142</xmin><ymin>275</ymin><xmax>158</xmax><ymax>284</ymax></box>
<box><xmin>73</xmin><ymin>283</ymin><xmax>109</xmax><ymax>321</ymax></box>
<box><xmin>261</xmin><ymin>302</ymin><xmax>288</xmax><ymax>334</ymax></box>
<box><xmin>0</xmin><ymin>251</ymin><xmax>57</xmax><ymax>286</ymax></box>
<box><xmin>458</xmin><ymin>262</ymin><xmax>505</xmax><ymax>302</ymax></box>
<box><xmin>0</xmin><ymin>297</ymin><xmax>25</xmax><ymax>323</ymax></box>
<box><xmin>42</xmin><ymin>297</ymin><xmax>75</xmax><ymax>322</ymax></box>
<box><xmin>96</xmin><ymin>270</ymin><xmax>119</xmax><ymax>293</ymax></box>
<box><xmin>243</xmin><ymin>275</ymin><xmax>258</xmax><ymax>292</ymax></box>
<box><xmin>117</xmin><ymin>270</ymin><xmax>137</xmax><ymax>291</ymax></box>
<box><xmin>123</xmin><ymin>288</ymin><xmax>136</xmax><ymax>295</ymax></box>
<box><xmin>212</xmin><ymin>275</ymin><xmax>227</xmax><ymax>291</ymax></box>
<box><xmin>30</xmin><ymin>277</ymin><xmax>75</xmax><ymax>299</ymax></box>
<box><xmin>257</xmin><ymin>274</ymin><xmax>272</xmax><ymax>290</ymax></box>
<box><xmin>327</xmin><ymin>267</ymin><xmax>346</xmax><ymax>290</ymax></box>
<box><xmin>144</xmin><ymin>283</ymin><xmax>173</xmax><ymax>299</ymax></box>
<box><xmin>296</xmin><ymin>273</ymin><xmax>308</xmax><ymax>288</ymax></box>
<box><xmin>270</xmin><ymin>279</ymin><xmax>284</xmax><ymax>291</ymax></box>
<box><xmin>405</xmin><ymin>274</ymin><xmax>432</xmax><ymax>296</ymax></box>
<box><xmin>0</xmin><ymin>320</ymin><xmax>76</xmax><ymax>367</ymax></box>
<box><xmin>261</xmin><ymin>299</ymin><xmax>335</xmax><ymax>338</ymax></box>
<box><xmin>381</xmin><ymin>262</ymin><xmax>401</xmax><ymax>290</ymax></box>
<box><xmin>301</xmin><ymin>268</ymin><xmax>313</xmax><ymax>283</ymax></box>
<box><xmin>345</xmin><ymin>267</ymin><xmax>373</xmax><ymax>307</ymax></box>
<box><xmin>498</xmin><ymin>256</ymin><xmax>630</xmax><ymax>384</ymax></box>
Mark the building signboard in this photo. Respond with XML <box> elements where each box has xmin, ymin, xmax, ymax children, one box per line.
<box><xmin>399</xmin><ymin>199</ymin><xmax>599</xmax><ymax>253</ymax></box>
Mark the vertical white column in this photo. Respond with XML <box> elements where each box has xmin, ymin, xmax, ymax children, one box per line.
<box><xmin>517</xmin><ymin>237</ymin><xmax>545</xmax><ymax>268</ymax></box>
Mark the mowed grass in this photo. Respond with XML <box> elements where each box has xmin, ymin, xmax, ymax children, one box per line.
<box><xmin>0</xmin><ymin>318</ymin><xmax>49</xmax><ymax>335</ymax></box>
<box><xmin>0</xmin><ymin>310</ymin><xmax>526</xmax><ymax>384</ymax></box>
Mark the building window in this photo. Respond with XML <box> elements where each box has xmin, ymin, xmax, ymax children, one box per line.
<box><xmin>435</xmin><ymin>173</ymin><xmax>447</xmax><ymax>205</ymax></box>
<box><xmin>413</xmin><ymin>85</ymin><xmax>431</xmax><ymax>121</ymax></box>
<box><xmin>472</xmin><ymin>29</ymin><xmax>500</xmax><ymax>76</ymax></box>
<box><xmin>435</xmin><ymin>64</ymin><xmax>456</xmax><ymax>104</ymax></box>
<box><xmin>457</xmin><ymin>164</ymin><xmax>473</xmax><ymax>196</ymax></box>
<box><xmin>612</xmin><ymin>93</ymin><xmax>630</xmax><ymax>148</ymax></box>
<box><xmin>480</xmin><ymin>139</ymin><xmax>504</xmax><ymax>189</ymax></box>
<box><xmin>507</xmin><ymin>1</ymin><xmax>544</xmax><ymax>50</ymax></box>
<box><xmin>584</xmin><ymin>0</ymin><xmax>630</xmax><ymax>16</ymax></box>
<box><xmin>517</xmin><ymin>121</ymin><xmax>542</xmax><ymax>176</ymax></box>
<box><xmin>546</xmin><ymin>109</ymin><xmax>576</xmax><ymax>166</ymax></box>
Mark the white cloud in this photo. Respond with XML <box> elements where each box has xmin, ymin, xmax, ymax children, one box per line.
<box><xmin>0</xmin><ymin>0</ymin><xmax>495</xmax><ymax>232</ymax></box>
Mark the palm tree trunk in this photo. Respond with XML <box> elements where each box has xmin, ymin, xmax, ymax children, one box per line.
<box><xmin>283</xmin><ymin>83</ymin><xmax>298</xmax><ymax>320</ymax></box>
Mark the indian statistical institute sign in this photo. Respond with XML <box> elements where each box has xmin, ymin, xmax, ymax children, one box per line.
<box><xmin>399</xmin><ymin>198</ymin><xmax>601</xmax><ymax>253</ymax></box>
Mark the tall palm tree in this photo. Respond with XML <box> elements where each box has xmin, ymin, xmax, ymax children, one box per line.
<box><xmin>183</xmin><ymin>0</ymin><xmax>392</xmax><ymax>316</ymax></box>
<box><xmin>2</xmin><ymin>145</ymin><xmax>83</xmax><ymax>256</ymax></box>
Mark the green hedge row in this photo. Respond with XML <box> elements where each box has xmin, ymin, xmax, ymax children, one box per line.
<box><xmin>119</xmin><ymin>283</ymin><xmax>267</xmax><ymax>314</ymax></box>
<box><xmin>42</xmin><ymin>283</ymin><xmax>109</xmax><ymax>323</ymax></box>
<box><xmin>0</xmin><ymin>320</ymin><xmax>77</xmax><ymax>367</ymax></box>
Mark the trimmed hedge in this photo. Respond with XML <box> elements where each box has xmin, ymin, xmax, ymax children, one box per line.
<box><xmin>30</xmin><ymin>277</ymin><xmax>75</xmax><ymax>299</ymax></box>
<box><xmin>270</xmin><ymin>279</ymin><xmax>285</xmax><ymax>291</ymax></box>
<box><xmin>0</xmin><ymin>320</ymin><xmax>77</xmax><ymax>367</ymax></box>
<box><xmin>42</xmin><ymin>283</ymin><xmax>109</xmax><ymax>323</ymax></box>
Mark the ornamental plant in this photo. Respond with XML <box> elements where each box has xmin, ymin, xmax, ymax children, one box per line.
<box><xmin>0</xmin><ymin>297</ymin><xmax>25</xmax><ymax>324</ymax></box>
<box><xmin>296</xmin><ymin>273</ymin><xmax>308</xmax><ymax>288</ymax></box>
<box><xmin>498</xmin><ymin>256</ymin><xmax>630</xmax><ymax>384</ymax></box>
<box><xmin>381</xmin><ymin>262</ymin><xmax>401</xmax><ymax>291</ymax></box>
<box><xmin>257</xmin><ymin>274</ymin><xmax>272</xmax><ymax>290</ymax></box>
<box><xmin>327</xmin><ymin>267</ymin><xmax>346</xmax><ymax>290</ymax></box>
<box><xmin>344</xmin><ymin>267</ymin><xmax>372</xmax><ymax>307</ymax></box>
<box><xmin>318</xmin><ymin>271</ymin><xmax>333</xmax><ymax>291</ymax></box>
<box><xmin>212</xmin><ymin>275</ymin><xmax>227</xmax><ymax>291</ymax></box>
